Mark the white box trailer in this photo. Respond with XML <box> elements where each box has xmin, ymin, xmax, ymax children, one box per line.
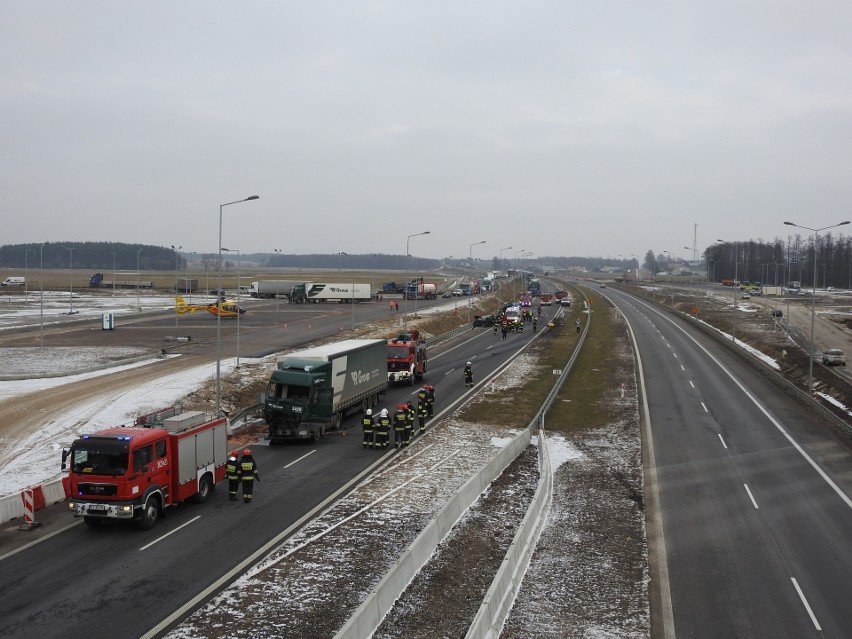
<box><xmin>289</xmin><ymin>283</ymin><xmax>372</xmax><ymax>303</ymax></box>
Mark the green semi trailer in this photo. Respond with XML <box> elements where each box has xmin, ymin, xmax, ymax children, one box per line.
<box><xmin>263</xmin><ymin>339</ymin><xmax>387</xmax><ymax>443</ymax></box>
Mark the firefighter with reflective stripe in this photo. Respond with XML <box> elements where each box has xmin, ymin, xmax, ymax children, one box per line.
<box><xmin>226</xmin><ymin>450</ymin><xmax>241</xmax><ymax>501</ymax></box>
<box><xmin>493</xmin><ymin>318</ymin><xmax>500</xmax><ymax>335</ymax></box>
<box><xmin>239</xmin><ymin>448</ymin><xmax>260</xmax><ymax>504</ymax></box>
<box><xmin>417</xmin><ymin>396</ymin><xmax>428</xmax><ymax>432</ymax></box>
<box><xmin>533</xmin><ymin>316</ymin><xmax>538</xmax><ymax>332</ymax></box>
<box><xmin>375</xmin><ymin>408</ymin><xmax>391</xmax><ymax>449</ymax></box>
<box><xmin>393</xmin><ymin>404</ymin><xmax>408</xmax><ymax>449</ymax></box>
<box><xmin>464</xmin><ymin>362</ymin><xmax>474</xmax><ymax>387</ymax></box>
<box><xmin>424</xmin><ymin>384</ymin><xmax>435</xmax><ymax>417</ymax></box>
<box><xmin>361</xmin><ymin>408</ymin><xmax>375</xmax><ymax>449</ymax></box>
<box><xmin>404</xmin><ymin>401</ymin><xmax>415</xmax><ymax>445</ymax></box>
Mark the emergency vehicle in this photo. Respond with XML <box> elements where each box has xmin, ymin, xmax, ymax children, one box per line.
<box><xmin>387</xmin><ymin>330</ymin><xmax>428</xmax><ymax>385</ymax></box>
<box><xmin>63</xmin><ymin>410</ymin><xmax>229</xmax><ymax>530</ymax></box>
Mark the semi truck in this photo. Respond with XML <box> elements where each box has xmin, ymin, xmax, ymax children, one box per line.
<box><xmin>404</xmin><ymin>282</ymin><xmax>437</xmax><ymax>300</ymax></box>
<box><xmin>386</xmin><ymin>330</ymin><xmax>427</xmax><ymax>385</ymax></box>
<box><xmin>249</xmin><ymin>280</ymin><xmax>301</xmax><ymax>299</ymax></box>
<box><xmin>264</xmin><ymin>339</ymin><xmax>387</xmax><ymax>442</ymax></box>
<box><xmin>289</xmin><ymin>282</ymin><xmax>372</xmax><ymax>304</ymax></box>
<box><xmin>63</xmin><ymin>411</ymin><xmax>229</xmax><ymax>530</ymax></box>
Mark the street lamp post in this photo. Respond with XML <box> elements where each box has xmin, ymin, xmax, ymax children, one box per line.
<box><xmin>171</xmin><ymin>245</ymin><xmax>182</xmax><ymax>327</ymax></box>
<box><xmin>499</xmin><ymin>246</ymin><xmax>512</xmax><ymax>276</ymax></box>
<box><xmin>717</xmin><ymin>240</ymin><xmax>738</xmax><ymax>343</ymax></box>
<box><xmin>468</xmin><ymin>240</ymin><xmax>486</xmax><ymax>323</ymax></box>
<box><xmin>513</xmin><ymin>249</ymin><xmax>525</xmax><ymax>300</ymax></box>
<box><xmin>64</xmin><ymin>246</ymin><xmax>75</xmax><ymax>315</ymax></box>
<box><xmin>783</xmin><ymin>220</ymin><xmax>851</xmax><ymax>395</ymax></box>
<box><xmin>109</xmin><ymin>251</ymin><xmax>116</xmax><ymax>297</ymax></box>
<box><xmin>23</xmin><ymin>248</ymin><xmax>32</xmax><ymax>306</ymax></box>
<box><xmin>216</xmin><ymin>195</ymin><xmax>259</xmax><ymax>415</ymax></box>
<box><xmin>223</xmin><ymin>248</ymin><xmax>242</xmax><ymax>367</ymax></box>
<box><xmin>404</xmin><ymin>231</ymin><xmax>430</xmax><ymax>328</ymax></box>
<box><xmin>273</xmin><ymin>249</ymin><xmax>283</xmax><ymax>311</ymax></box>
<box><xmin>136</xmin><ymin>248</ymin><xmax>143</xmax><ymax>309</ymax></box>
<box><xmin>339</xmin><ymin>252</ymin><xmax>356</xmax><ymax>329</ymax></box>
<box><xmin>39</xmin><ymin>243</ymin><xmax>45</xmax><ymax>347</ymax></box>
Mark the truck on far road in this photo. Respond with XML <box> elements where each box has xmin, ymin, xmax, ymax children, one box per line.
<box><xmin>264</xmin><ymin>339</ymin><xmax>387</xmax><ymax>442</ymax></box>
<box><xmin>289</xmin><ymin>282</ymin><xmax>372</xmax><ymax>303</ymax></box>
<box><xmin>249</xmin><ymin>280</ymin><xmax>301</xmax><ymax>299</ymax></box>
<box><xmin>63</xmin><ymin>410</ymin><xmax>229</xmax><ymax>530</ymax></box>
<box><xmin>404</xmin><ymin>282</ymin><xmax>437</xmax><ymax>300</ymax></box>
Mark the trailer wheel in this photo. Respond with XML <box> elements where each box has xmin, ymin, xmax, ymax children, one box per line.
<box><xmin>331</xmin><ymin>412</ymin><xmax>342</xmax><ymax>430</ymax></box>
<box><xmin>135</xmin><ymin>496</ymin><xmax>160</xmax><ymax>530</ymax></box>
<box><xmin>83</xmin><ymin>516</ymin><xmax>102</xmax><ymax>528</ymax></box>
<box><xmin>192</xmin><ymin>474</ymin><xmax>213</xmax><ymax>503</ymax></box>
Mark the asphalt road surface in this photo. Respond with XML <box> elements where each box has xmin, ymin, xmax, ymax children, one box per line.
<box><xmin>605</xmin><ymin>286</ymin><xmax>852</xmax><ymax>638</ymax></box>
<box><xmin>0</xmin><ymin>297</ymin><xmax>558</xmax><ymax>639</ymax></box>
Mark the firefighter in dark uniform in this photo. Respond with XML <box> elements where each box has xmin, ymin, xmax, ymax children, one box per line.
<box><xmin>226</xmin><ymin>450</ymin><xmax>241</xmax><ymax>501</ymax></box>
<box><xmin>376</xmin><ymin>408</ymin><xmax>391</xmax><ymax>449</ymax></box>
<box><xmin>239</xmin><ymin>448</ymin><xmax>260</xmax><ymax>504</ymax></box>
<box><xmin>417</xmin><ymin>394</ymin><xmax>428</xmax><ymax>432</ymax></box>
<box><xmin>404</xmin><ymin>401</ymin><xmax>416</xmax><ymax>445</ymax></box>
<box><xmin>464</xmin><ymin>362</ymin><xmax>474</xmax><ymax>388</ymax></box>
<box><xmin>533</xmin><ymin>315</ymin><xmax>538</xmax><ymax>332</ymax></box>
<box><xmin>393</xmin><ymin>404</ymin><xmax>408</xmax><ymax>449</ymax></box>
<box><xmin>424</xmin><ymin>384</ymin><xmax>435</xmax><ymax>417</ymax></box>
<box><xmin>493</xmin><ymin>317</ymin><xmax>500</xmax><ymax>336</ymax></box>
<box><xmin>361</xmin><ymin>408</ymin><xmax>375</xmax><ymax>448</ymax></box>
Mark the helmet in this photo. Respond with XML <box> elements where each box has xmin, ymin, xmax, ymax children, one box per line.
<box><xmin>228</xmin><ymin>455</ymin><xmax>237</xmax><ymax>462</ymax></box>
<box><xmin>397</xmin><ymin>403</ymin><xmax>407</xmax><ymax>411</ymax></box>
<box><xmin>230</xmin><ymin>450</ymin><xmax>239</xmax><ymax>458</ymax></box>
<box><xmin>380</xmin><ymin>408</ymin><xmax>388</xmax><ymax>417</ymax></box>
<box><xmin>242</xmin><ymin>448</ymin><xmax>252</xmax><ymax>456</ymax></box>
<box><xmin>467</xmin><ymin>361</ymin><xmax>471</xmax><ymax>366</ymax></box>
<box><xmin>366</xmin><ymin>408</ymin><xmax>372</xmax><ymax>415</ymax></box>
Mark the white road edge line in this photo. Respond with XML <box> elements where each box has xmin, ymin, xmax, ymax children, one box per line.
<box><xmin>689</xmin><ymin>380</ymin><xmax>695</xmax><ymax>388</ymax></box>
<box><xmin>701</xmin><ymin>402</ymin><xmax>709</xmax><ymax>413</ymax></box>
<box><xmin>0</xmin><ymin>520</ymin><xmax>81</xmax><ymax>562</ymax></box>
<box><xmin>791</xmin><ymin>577</ymin><xmax>822</xmax><ymax>631</ymax></box>
<box><xmin>139</xmin><ymin>515</ymin><xmax>201</xmax><ymax>551</ymax></box>
<box><xmin>718</xmin><ymin>434</ymin><xmax>728</xmax><ymax>449</ymax></box>
<box><xmin>284</xmin><ymin>450</ymin><xmax>315</xmax><ymax>469</ymax></box>
<box><xmin>743</xmin><ymin>484</ymin><xmax>759</xmax><ymax>509</ymax></box>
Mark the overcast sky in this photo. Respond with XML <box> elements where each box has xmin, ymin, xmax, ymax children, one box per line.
<box><xmin>3</xmin><ymin>1</ymin><xmax>852</xmax><ymax>262</ymax></box>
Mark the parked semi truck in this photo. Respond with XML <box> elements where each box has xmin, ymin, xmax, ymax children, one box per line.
<box><xmin>249</xmin><ymin>280</ymin><xmax>301</xmax><ymax>299</ymax></box>
<box><xmin>289</xmin><ymin>282</ymin><xmax>372</xmax><ymax>303</ymax></box>
<box><xmin>264</xmin><ymin>339</ymin><xmax>387</xmax><ymax>442</ymax></box>
<box><xmin>404</xmin><ymin>282</ymin><xmax>437</xmax><ymax>300</ymax></box>
<box><xmin>63</xmin><ymin>410</ymin><xmax>229</xmax><ymax>530</ymax></box>
<box><xmin>387</xmin><ymin>330</ymin><xmax>427</xmax><ymax>385</ymax></box>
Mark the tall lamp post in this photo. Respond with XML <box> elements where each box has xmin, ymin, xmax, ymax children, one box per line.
<box><xmin>136</xmin><ymin>248</ymin><xmax>143</xmax><ymax>309</ymax></box>
<box><xmin>783</xmin><ymin>220</ymin><xmax>850</xmax><ymax>395</ymax></box>
<box><xmin>39</xmin><ymin>243</ymin><xmax>46</xmax><ymax>347</ymax></box>
<box><xmin>499</xmin><ymin>246</ymin><xmax>512</xmax><ymax>276</ymax></box>
<box><xmin>404</xmin><ymin>231</ymin><xmax>430</xmax><ymax>328</ymax></box>
<box><xmin>171</xmin><ymin>245</ymin><xmax>183</xmax><ymax>327</ymax></box>
<box><xmin>468</xmin><ymin>240</ymin><xmax>486</xmax><ymax>323</ymax></box>
<box><xmin>216</xmin><ymin>195</ymin><xmax>259</xmax><ymax>415</ymax></box>
<box><xmin>513</xmin><ymin>249</ymin><xmax>525</xmax><ymax>300</ymax></box>
<box><xmin>716</xmin><ymin>239</ymin><xmax>739</xmax><ymax>343</ymax></box>
<box><xmin>339</xmin><ymin>252</ymin><xmax>356</xmax><ymax>329</ymax></box>
<box><xmin>23</xmin><ymin>248</ymin><xmax>32</xmax><ymax>306</ymax></box>
<box><xmin>109</xmin><ymin>251</ymin><xmax>116</xmax><ymax>297</ymax></box>
<box><xmin>273</xmin><ymin>249</ymin><xmax>283</xmax><ymax>311</ymax></box>
<box><xmin>64</xmin><ymin>246</ymin><xmax>76</xmax><ymax>315</ymax></box>
<box><xmin>222</xmin><ymin>247</ymin><xmax>242</xmax><ymax>367</ymax></box>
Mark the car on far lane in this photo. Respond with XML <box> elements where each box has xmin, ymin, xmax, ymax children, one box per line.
<box><xmin>822</xmin><ymin>349</ymin><xmax>846</xmax><ymax>366</ymax></box>
<box><xmin>472</xmin><ymin>314</ymin><xmax>495</xmax><ymax>327</ymax></box>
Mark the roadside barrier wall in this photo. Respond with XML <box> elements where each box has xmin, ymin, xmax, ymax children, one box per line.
<box><xmin>0</xmin><ymin>478</ymin><xmax>66</xmax><ymax>525</ymax></box>
<box><xmin>334</xmin><ymin>427</ymin><xmax>531</xmax><ymax>639</ymax></box>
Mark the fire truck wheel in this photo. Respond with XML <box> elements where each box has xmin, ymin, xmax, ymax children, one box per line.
<box><xmin>83</xmin><ymin>516</ymin><xmax>102</xmax><ymax>528</ymax></box>
<box><xmin>192</xmin><ymin>475</ymin><xmax>213</xmax><ymax>503</ymax></box>
<box><xmin>136</xmin><ymin>496</ymin><xmax>160</xmax><ymax>530</ymax></box>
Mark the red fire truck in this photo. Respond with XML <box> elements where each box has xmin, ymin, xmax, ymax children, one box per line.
<box><xmin>386</xmin><ymin>330</ymin><xmax>428</xmax><ymax>385</ymax></box>
<box><xmin>63</xmin><ymin>411</ymin><xmax>229</xmax><ymax>530</ymax></box>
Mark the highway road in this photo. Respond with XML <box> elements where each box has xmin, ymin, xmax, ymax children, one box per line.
<box><xmin>604</xmin><ymin>286</ymin><xmax>852</xmax><ymax>638</ymax></box>
<box><xmin>0</xmin><ymin>296</ymin><xmax>557</xmax><ymax>639</ymax></box>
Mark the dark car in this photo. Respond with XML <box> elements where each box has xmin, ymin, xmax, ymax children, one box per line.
<box><xmin>771</xmin><ymin>309</ymin><xmax>783</xmax><ymax>317</ymax></box>
<box><xmin>472</xmin><ymin>314</ymin><xmax>495</xmax><ymax>327</ymax></box>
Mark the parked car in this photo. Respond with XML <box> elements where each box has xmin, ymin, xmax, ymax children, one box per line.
<box><xmin>822</xmin><ymin>349</ymin><xmax>846</xmax><ymax>366</ymax></box>
<box><xmin>472</xmin><ymin>314</ymin><xmax>495</xmax><ymax>327</ymax></box>
<box><xmin>559</xmin><ymin>298</ymin><xmax>572</xmax><ymax>307</ymax></box>
<box><xmin>441</xmin><ymin>291</ymin><xmax>452</xmax><ymax>298</ymax></box>
<box><xmin>771</xmin><ymin>309</ymin><xmax>783</xmax><ymax>317</ymax></box>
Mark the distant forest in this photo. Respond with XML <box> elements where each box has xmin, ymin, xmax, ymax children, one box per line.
<box><xmin>0</xmin><ymin>241</ymin><xmax>643</xmax><ymax>274</ymax></box>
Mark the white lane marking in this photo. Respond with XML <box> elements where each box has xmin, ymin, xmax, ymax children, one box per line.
<box><xmin>718</xmin><ymin>434</ymin><xmax>728</xmax><ymax>449</ymax></box>
<box><xmin>445</xmin><ymin>368</ymin><xmax>456</xmax><ymax>376</ymax></box>
<box><xmin>743</xmin><ymin>484</ymin><xmax>759</xmax><ymax>509</ymax></box>
<box><xmin>139</xmin><ymin>515</ymin><xmax>201</xmax><ymax>551</ymax></box>
<box><xmin>791</xmin><ymin>577</ymin><xmax>822</xmax><ymax>631</ymax></box>
<box><xmin>284</xmin><ymin>450</ymin><xmax>315</xmax><ymax>469</ymax></box>
<box><xmin>0</xmin><ymin>520</ymin><xmax>82</xmax><ymax>562</ymax></box>
<box><xmin>689</xmin><ymin>381</ymin><xmax>695</xmax><ymax>389</ymax></box>
<box><xmin>701</xmin><ymin>402</ymin><xmax>709</xmax><ymax>413</ymax></box>
<box><xmin>680</xmin><ymin>364</ymin><xmax>685</xmax><ymax>371</ymax></box>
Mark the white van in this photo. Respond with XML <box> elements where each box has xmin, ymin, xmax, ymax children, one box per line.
<box><xmin>2</xmin><ymin>277</ymin><xmax>25</xmax><ymax>287</ymax></box>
